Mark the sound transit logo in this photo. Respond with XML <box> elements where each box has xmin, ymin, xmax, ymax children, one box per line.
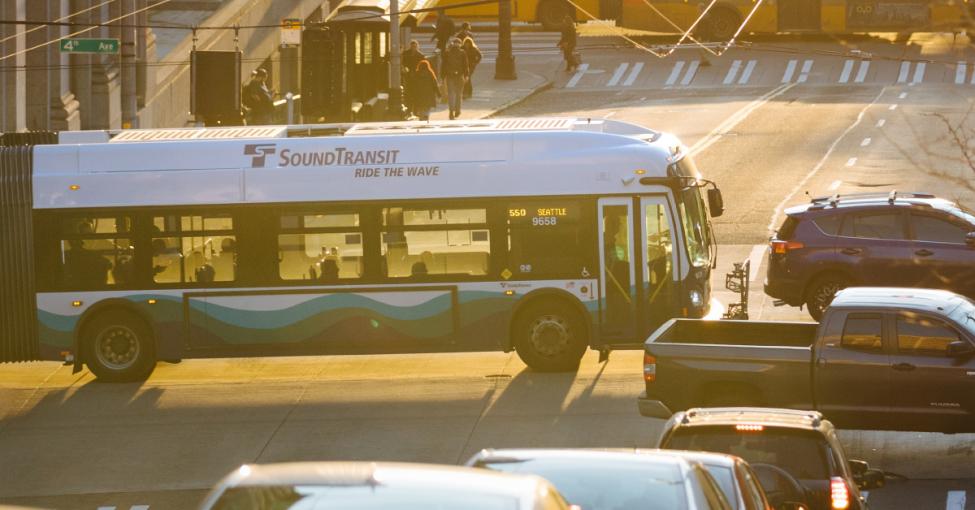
<box><xmin>243</xmin><ymin>143</ymin><xmax>277</xmax><ymax>167</ymax></box>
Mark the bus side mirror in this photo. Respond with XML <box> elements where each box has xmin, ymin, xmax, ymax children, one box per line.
<box><xmin>707</xmin><ymin>188</ymin><xmax>724</xmax><ymax>218</ymax></box>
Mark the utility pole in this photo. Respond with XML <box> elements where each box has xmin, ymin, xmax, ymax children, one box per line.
<box><xmin>388</xmin><ymin>0</ymin><xmax>404</xmax><ymax>119</ymax></box>
<box><xmin>494</xmin><ymin>0</ymin><xmax>516</xmax><ymax>79</ymax></box>
<box><xmin>121</xmin><ymin>0</ymin><xmax>138</xmax><ymax>128</ymax></box>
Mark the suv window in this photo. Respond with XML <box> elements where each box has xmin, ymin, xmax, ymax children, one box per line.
<box><xmin>897</xmin><ymin>314</ymin><xmax>961</xmax><ymax>355</ymax></box>
<box><xmin>839</xmin><ymin>211</ymin><xmax>906</xmax><ymax>240</ymax></box>
<box><xmin>777</xmin><ymin>216</ymin><xmax>800</xmax><ymax>240</ymax></box>
<box><xmin>812</xmin><ymin>215</ymin><xmax>842</xmax><ymax>236</ymax></box>
<box><xmin>841</xmin><ymin>314</ymin><xmax>883</xmax><ymax>351</ymax></box>
<box><xmin>911</xmin><ymin>213</ymin><xmax>967</xmax><ymax>244</ymax></box>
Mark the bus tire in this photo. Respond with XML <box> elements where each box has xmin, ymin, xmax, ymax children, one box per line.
<box><xmin>538</xmin><ymin>0</ymin><xmax>573</xmax><ymax>31</ymax></box>
<box><xmin>696</xmin><ymin>6</ymin><xmax>740</xmax><ymax>41</ymax></box>
<box><xmin>513</xmin><ymin>301</ymin><xmax>588</xmax><ymax>372</ymax></box>
<box><xmin>83</xmin><ymin>310</ymin><xmax>156</xmax><ymax>382</ymax></box>
<box><xmin>804</xmin><ymin>273</ymin><xmax>849</xmax><ymax>322</ymax></box>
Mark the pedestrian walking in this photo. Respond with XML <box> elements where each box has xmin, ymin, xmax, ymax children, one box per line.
<box><xmin>242</xmin><ymin>68</ymin><xmax>274</xmax><ymax>125</ymax></box>
<box><xmin>455</xmin><ymin>21</ymin><xmax>474</xmax><ymax>42</ymax></box>
<box><xmin>461</xmin><ymin>37</ymin><xmax>482</xmax><ymax>99</ymax></box>
<box><xmin>401</xmin><ymin>40</ymin><xmax>426</xmax><ymax>117</ymax></box>
<box><xmin>557</xmin><ymin>15</ymin><xmax>578</xmax><ymax>72</ymax></box>
<box><xmin>431</xmin><ymin>10</ymin><xmax>456</xmax><ymax>56</ymax></box>
<box><xmin>412</xmin><ymin>59</ymin><xmax>440</xmax><ymax>121</ymax></box>
<box><xmin>441</xmin><ymin>38</ymin><xmax>469</xmax><ymax>120</ymax></box>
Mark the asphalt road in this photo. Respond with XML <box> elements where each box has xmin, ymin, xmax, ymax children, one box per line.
<box><xmin>4</xmin><ymin>32</ymin><xmax>975</xmax><ymax>510</ymax></box>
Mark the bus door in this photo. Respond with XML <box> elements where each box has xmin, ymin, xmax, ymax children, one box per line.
<box><xmin>778</xmin><ymin>0</ymin><xmax>821</xmax><ymax>31</ymax></box>
<box><xmin>640</xmin><ymin>196</ymin><xmax>679</xmax><ymax>336</ymax></box>
<box><xmin>598</xmin><ymin>198</ymin><xmax>637</xmax><ymax>340</ymax></box>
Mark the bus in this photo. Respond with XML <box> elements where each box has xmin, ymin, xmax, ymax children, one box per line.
<box><xmin>0</xmin><ymin>118</ymin><xmax>723</xmax><ymax>382</ymax></box>
<box><xmin>617</xmin><ymin>0</ymin><xmax>972</xmax><ymax>40</ymax></box>
<box><xmin>433</xmin><ymin>0</ymin><xmax>616</xmax><ymax>30</ymax></box>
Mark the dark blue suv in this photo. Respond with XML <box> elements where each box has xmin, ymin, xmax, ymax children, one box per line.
<box><xmin>765</xmin><ymin>192</ymin><xmax>975</xmax><ymax>320</ymax></box>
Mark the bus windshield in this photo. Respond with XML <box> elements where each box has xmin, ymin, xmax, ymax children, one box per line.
<box><xmin>674</xmin><ymin>158</ymin><xmax>712</xmax><ymax>268</ymax></box>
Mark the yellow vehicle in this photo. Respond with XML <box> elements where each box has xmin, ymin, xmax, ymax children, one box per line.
<box><xmin>434</xmin><ymin>0</ymin><xmax>615</xmax><ymax>30</ymax></box>
<box><xmin>617</xmin><ymin>0</ymin><xmax>972</xmax><ymax>40</ymax></box>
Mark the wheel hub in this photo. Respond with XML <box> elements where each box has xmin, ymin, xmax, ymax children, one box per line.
<box><xmin>529</xmin><ymin>315</ymin><xmax>570</xmax><ymax>357</ymax></box>
<box><xmin>95</xmin><ymin>325</ymin><xmax>140</xmax><ymax>370</ymax></box>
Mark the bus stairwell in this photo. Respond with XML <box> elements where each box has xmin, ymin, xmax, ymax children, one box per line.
<box><xmin>0</xmin><ymin>132</ymin><xmax>56</xmax><ymax>363</ymax></box>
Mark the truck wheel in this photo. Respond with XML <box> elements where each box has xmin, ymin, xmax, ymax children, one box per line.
<box><xmin>84</xmin><ymin>310</ymin><xmax>156</xmax><ymax>382</ymax></box>
<box><xmin>805</xmin><ymin>275</ymin><xmax>848</xmax><ymax>322</ymax></box>
<box><xmin>538</xmin><ymin>0</ymin><xmax>573</xmax><ymax>31</ymax></box>
<box><xmin>695</xmin><ymin>7</ymin><xmax>740</xmax><ymax>41</ymax></box>
<box><xmin>513</xmin><ymin>301</ymin><xmax>588</xmax><ymax>372</ymax></box>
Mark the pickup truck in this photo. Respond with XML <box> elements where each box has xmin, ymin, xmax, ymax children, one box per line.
<box><xmin>637</xmin><ymin>287</ymin><xmax>975</xmax><ymax>432</ymax></box>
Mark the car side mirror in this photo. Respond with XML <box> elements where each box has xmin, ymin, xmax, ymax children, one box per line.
<box><xmin>856</xmin><ymin>469</ymin><xmax>886</xmax><ymax>490</ymax></box>
<box><xmin>848</xmin><ymin>459</ymin><xmax>868</xmax><ymax>477</ymax></box>
<box><xmin>707</xmin><ymin>188</ymin><xmax>724</xmax><ymax>218</ymax></box>
<box><xmin>947</xmin><ymin>340</ymin><xmax>975</xmax><ymax>358</ymax></box>
<box><xmin>966</xmin><ymin>232</ymin><xmax>975</xmax><ymax>247</ymax></box>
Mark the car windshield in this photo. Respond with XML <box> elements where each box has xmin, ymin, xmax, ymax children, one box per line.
<box><xmin>701</xmin><ymin>464</ymin><xmax>738</xmax><ymax>510</ymax></box>
<box><xmin>663</xmin><ymin>426</ymin><xmax>831</xmax><ymax>481</ymax></box>
<box><xmin>210</xmin><ymin>484</ymin><xmax>520</xmax><ymax>510</ymax></box>
<box><xmin>480</xmin><ymin>456</ymin><xmax>689</xmax><ymax>510</ymax></box>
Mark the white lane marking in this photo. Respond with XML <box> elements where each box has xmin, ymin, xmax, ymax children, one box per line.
<box><xmin>607</xmin><ymin>62</ymin><xmax>629</xmax><ymax>87</ymax></box>
<box><xmin>747</xmin><ymin>244</ymin><xmax>766</xmax><ymax>282</ymax></box>
<box><xmin>889</xmin><ymin>104</ymin><xmax>898</xmax><ymax>110</ymax></box>
<box><xmin>604</xmin><ymin>110</ymin><xmax>617</xmax><ymax>118</ymax></box>
<box><xmin>912</xmin><ymin>62</ymin><xmax>926</xmax><ymax>84</ymax></box>
<box><xmin>855</xmin><ymin>60</ymin><xmax>870</xmax><ymax>83</ymax></box>
<box><xmin>897</xmin><ymin>61</ymin><xmax>910</xmax><ymax>83</ymax></box>
<box><xmin>690</xmin><ymin>83</ymin><xmax>796</xmax><ymax>157</ymax></box>
<box><xmin>739</xmin><ymin>60</ymin><xmax>756</xmax><ymax>85</ymax></box>
<box><xmin>131</xmin><ymin>506</ymin><xmax>150</xmax><ymax>510</ymax></box>
<box><xmin>724</xmin><ymin>60</ymin><xmax>742</xmax><ymax>85</ymax></box>
<box><xmin>797</xmin><ymin>59</ymin><xmax>813</xmax><ymax>83</ymax></box>
<box><xmin>946</xmin><ymin>490</ymin><xmax>966</xmax><ymax>510</ymax></box>
<box><xmin>782</xmin><ymin>59</ymin><xmax>798</xmax><ymax>83</ymax></box>
<box><xmin>767</xmin><ymin>87</ymin><xmax>887</xmax><ymax>232</ymax></box>
<box><xmin>846</xmin><ymin>157</ymin><xmax>857</xmax><ymax>167</ymax></box>
<box><xmin>957</xmin><ymin>61</ymin><xmax>967</xmax><ymax>84</ymax></box>
<box><xmin>680</xmin><ymin>60</ymin><xmax>699</xmax><ymax>86</ymax></box>
<box><xmin>623</xmin><ymin>62</ymin><xmax>643</xmax><ymax>87</ymax></box>
<box><xmin>666</xmin><ymin>60</ymin><xmax>685</xmax><ymax>86</ymax></box>
<box><xmin>876</xmin><ymin>119</ymin><xmax>886</xmax><ymax>127</ymax></box>
<box><xmin>898</xmin><ymin>92</ymin><xmax>908</xmax><ymax>99</ymax></box>
<box><xmin>565</xmin><ymin>63</ymin><xmax>589</xmax><ymax>88</ymax></box>
<box><xmin>96</xmin><ymin>507</ymin><xmax>115</xmax><ymax>510</ymax></box>
<box><xmin>839</xmin><ymin>59</ymin><xmax>854</xmax><ymax>83</ymax></box>
<box><xmin>861</xmin><ymin>137</ymin><xmax>871</xmax><ymax>147</ymax></box>
<box><xmin>829</xmin><ymin>180</ymin><xmax>842</xmax><ymax>191</ymax></box>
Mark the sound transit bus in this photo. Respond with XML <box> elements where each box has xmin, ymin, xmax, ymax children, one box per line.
<box><xmin>617</xmin><ymin>0</ymin><xmax>971</xmax><ymax>40</ymax></box>
<box><xmin>0</xmin><ymin>118</ymin><xmax>723</xmax><ymax>382</ymax></box>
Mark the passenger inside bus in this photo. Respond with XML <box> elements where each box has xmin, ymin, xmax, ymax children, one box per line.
<box><xmin>211</xmin><ymin>238</ymin><xmax>237</xmax><ymax>280</ymax></box>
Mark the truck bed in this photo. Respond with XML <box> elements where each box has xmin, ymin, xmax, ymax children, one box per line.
<box><xmin>649</xmin><ymin>319</ymin><xmax>819</xmax><ymax>347</ymax></box>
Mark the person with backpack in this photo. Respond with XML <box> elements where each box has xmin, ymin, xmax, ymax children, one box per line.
<box><xmin>242</xmin><ymin>68</ymin><xmax>275</xmax><ymax>125</ymax></box>
<box><xmin>557</xmin><ymin>16</ymin><xmax>578</xmax><ymax>72</ymax></box>
<box><xmin>441</xmin><ymin>38</ymin><xmax>470</xmax><ymax>120</ymax></box>
<box><xmin>461</xmin><ymin>37</ymin><xmax>482</xmax><ymax>99</ymax></box>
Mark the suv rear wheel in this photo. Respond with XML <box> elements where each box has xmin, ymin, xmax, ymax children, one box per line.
<box><xmin>805</xmin><ymin>274</ymin><xmax>849</xmax><ymax>321</ymax></box>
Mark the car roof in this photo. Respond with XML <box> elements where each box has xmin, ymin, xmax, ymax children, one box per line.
<box><xmin>218</xmin><ymin>461</ymin><xmax>545</xmax><ymax>497</ymax></box>
<box><xmin>830</xmin><ymin>287</ymin><xmax>968</xmax><ymax>315</ymax></box>
<box><xmin>784</xmin><ymin>192</ymin><xmax>956</xmax><ymax>217</ymax></box>
<box><xmin>672</xmin><ymin>407</ymin><xmax>829</xmax><ymax>431</ymax></box>
<box><xmin>470</xmin><ymin>448</ymin><xmax>700</xmax><ymax>470</ymax></box>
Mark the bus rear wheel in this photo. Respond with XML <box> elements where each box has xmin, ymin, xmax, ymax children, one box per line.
<box><xmin>538</xmin><ymin>0</ymin><xmax>573</xmax><ymax>31</ymax></box>
<box><xmin>84</xmin><ymin>310</ymin><xmax>156</xmax><ymax>382</ymax></box>
<box><xmin>696</xmin><ymin>7</ymin><xmax>740</xmax><ymax>41</ymax></box>
<box><xmin>513</xmin><ymin>302</ymin><xmax>588</xmax><ymax>372</ymax></box>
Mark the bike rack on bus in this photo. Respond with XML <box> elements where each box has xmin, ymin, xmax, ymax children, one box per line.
<box><xmin>722</xmin><ymin>259</ymin><xmax>749</xmax><ymax>320</ymax></box>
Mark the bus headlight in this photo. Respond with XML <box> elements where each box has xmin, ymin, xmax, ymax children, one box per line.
<box><xmin>688</xmin><ymin>289</ymin><xmax>704</xmax><ymax>308</ymax></box>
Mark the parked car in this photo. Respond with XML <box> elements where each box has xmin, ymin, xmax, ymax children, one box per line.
<box><xmin>764</xmin><ymin>191</ymin><xmax>975</xmax><ymax>320</ymax></box>
<box><xmin>466</xmin><ymin>448</ymin><xmax>733</xmax><ymax>510</ymax></box>
<box><xmin>199</xmin><ymin>461</ymin><xmax>573</xmax><ymax>510</ymax></box>
<box><xmin>656</xmin><ymin>450</ymin><xmax>774</xmax><ymax>510</ymax></box>
<box><xmin>656</xmin><ymin>408</ymin><xmax>886</xmax><ymax>510</ymax></box>
<box><xmin>637</xmin><ymin>287</ymin><xmax>975</xmax><ymax>432</ymax></box>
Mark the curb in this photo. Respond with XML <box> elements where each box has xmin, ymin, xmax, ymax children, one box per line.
<box><xmin>479</xmin><ymin>71</ymin><xmax>553</xmax><ymax>119</ymax></box>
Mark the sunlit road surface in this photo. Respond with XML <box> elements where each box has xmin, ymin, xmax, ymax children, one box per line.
<box><xmin>6</xmin><ymin>32</ymin><xmax>975</xmax><ymax>510</ymax></box>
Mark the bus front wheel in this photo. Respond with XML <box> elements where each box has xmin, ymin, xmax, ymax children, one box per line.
<box><xmin>83</xmin><ymin>310</ymin><xmax>157</xmax><ymax>382</ymax></box>
<box><xmin>538</xmin><ymin>0</ymin><xmax>573</xmax><ymax>31</ymax></box>
<box><xmin>513</xmin><ymin>301</ymin><xmax>588</xmax><ymax>372</ymax></box>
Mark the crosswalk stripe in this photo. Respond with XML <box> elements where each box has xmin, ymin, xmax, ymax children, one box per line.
<box><xmin>946</xmin><ymin>490</ymin><xmax>966</xmax><ymax>510</ymax></box>
<box><xmin>666</xmin><ymin>61</ymin><xmax>685</xmax><ymax>86</ymax></box>
<box><xmin>854</xmin><ymin>60</ymin><xmax>869</xmax><ymax>83</ymax></box>
<box><xmin>912</xmin><ymin>62</ymin><xmax>926</xmax><ymax>84</ymax></box>
<box><xmin>607</xmin><ymin>63</ymin><xmax>628</xmax><ymax>87</ymax></box>
<box><xmin>782</xmin><ymin>59</ymin><xmax>797</xmax><ymax>83</ymax></box>
<box><xmin>724</xmin><ymin>60</ymin><xmax>741</xmax><ymax>85</ymax></box>
<box><xmin>623</xmin><ymin>62</ymin><xmax>643</xmax><ymax>86</ymax></box>
<box><xmin>797</xmin><ymin>59</ymin><xmax>813</xmax><ymax>83</ymax></box>
<box><xmin>680</xmin><ymin>60</ymin><xmax>699</xmax><ymax>85</ymax></box>
<box><xmin>897</xmin><ymin>61</ymin><xmax>910</xmax><ymax>83</ymax></box>
<box><xmin>565</xmin><ymin>63</ymin><xmax>589</xmax><ymax>88</ymax></box>
<box><xmin>739</xmin><ymin>60</ymin><xmax>756</xmax><ymax>85</ymax></box>
<box><xmin>958</xmin><ymin>61</ymin><xmax>968</xmax><ymax>84</ymax></box>
<box><xmin>130</xmin><ymin>506</ymin><xmax>150</xmax><ymax>510</ymax></box>
<box><xmin>839</xmin><ymin>59</ymin><xmax>854</xmax><ymax>83</ymax></box>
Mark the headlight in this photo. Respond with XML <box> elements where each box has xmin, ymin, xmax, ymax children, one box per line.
<box><xmin>689</xmin><ymin>289</ymin><xmax>704</xmax><ymax>308</ymax></box>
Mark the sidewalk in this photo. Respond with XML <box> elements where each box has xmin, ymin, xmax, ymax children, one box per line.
<box><xmin>425</xmin><ymin>65</ymin><xmax>552</xmax><ymax>121</ymax></box>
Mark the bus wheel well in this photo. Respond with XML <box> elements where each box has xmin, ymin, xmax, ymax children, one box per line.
<box><xmin>79</xmin><ymin>306</ymin><xmax>157</xmax><ymax>382</ymax></box>
<box><xmin>699</xmin><ymin>382</ymin><xmax>763</xmax><ymax>407</ymax></box>
<box><xmin>537</xmin><ymin>0</ymin><xmax>574</xmax><ymax>31</ymax></box>
<box><xmin>510</xmin><ymin>293</ymin><xmax>591</xmax><ymax>345</ymax></box>
<box><xmin>696</xmin><ymin>5</ymin><xmax>741</xmax><ymax>41</ymax></box>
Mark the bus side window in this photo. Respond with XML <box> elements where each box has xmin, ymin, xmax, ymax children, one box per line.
<box><xmin>59</xmin><ymin>216</ymin><xmax>132</xmax><ymax>288</ymax></box>
<box><xmin>277</xmin><ymin>211</ymin><xmax>363</xmax><ymax>282</ymax></box>
<box><xmin>381</xmin><ymin>206</ymin><xmax>490</xmax><ymax>278</ymax></box>
<box><xmin>151</xmin><ymin>214</ymin><xmax>236</xmax><ymax>284</ymax></box>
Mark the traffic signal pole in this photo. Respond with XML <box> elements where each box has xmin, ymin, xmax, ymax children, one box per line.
<box><xmin>494</xmin><ymin>0</ymin><xmax>516</xmax><ymax>79</ymax></box>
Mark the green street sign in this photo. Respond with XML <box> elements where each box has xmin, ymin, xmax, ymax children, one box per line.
<box><xmin>59</xmin><ymin>38</ymin><xmax>120</xmax><ymax>54</ymax></box>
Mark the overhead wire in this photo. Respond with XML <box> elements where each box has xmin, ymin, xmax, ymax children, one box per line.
<box><xmin>0</xmin><ymin>0</ymin><xmax>118</xmax><ymax>45</ymax></box>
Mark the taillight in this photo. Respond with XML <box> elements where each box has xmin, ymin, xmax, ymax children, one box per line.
<box><xmin>643</xmin><ymin>353</ymin><xmax>656</xmax><ymax>383</ymax></box>
<box><xmin>770</xmin><ymin>239</ymin><xmax>805</xmax><ymax>254</ymax></box>
<box><xmin>830</xmin><ymin>476</ymin><xmax>850</xmax><ymax>509</ymax></box>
